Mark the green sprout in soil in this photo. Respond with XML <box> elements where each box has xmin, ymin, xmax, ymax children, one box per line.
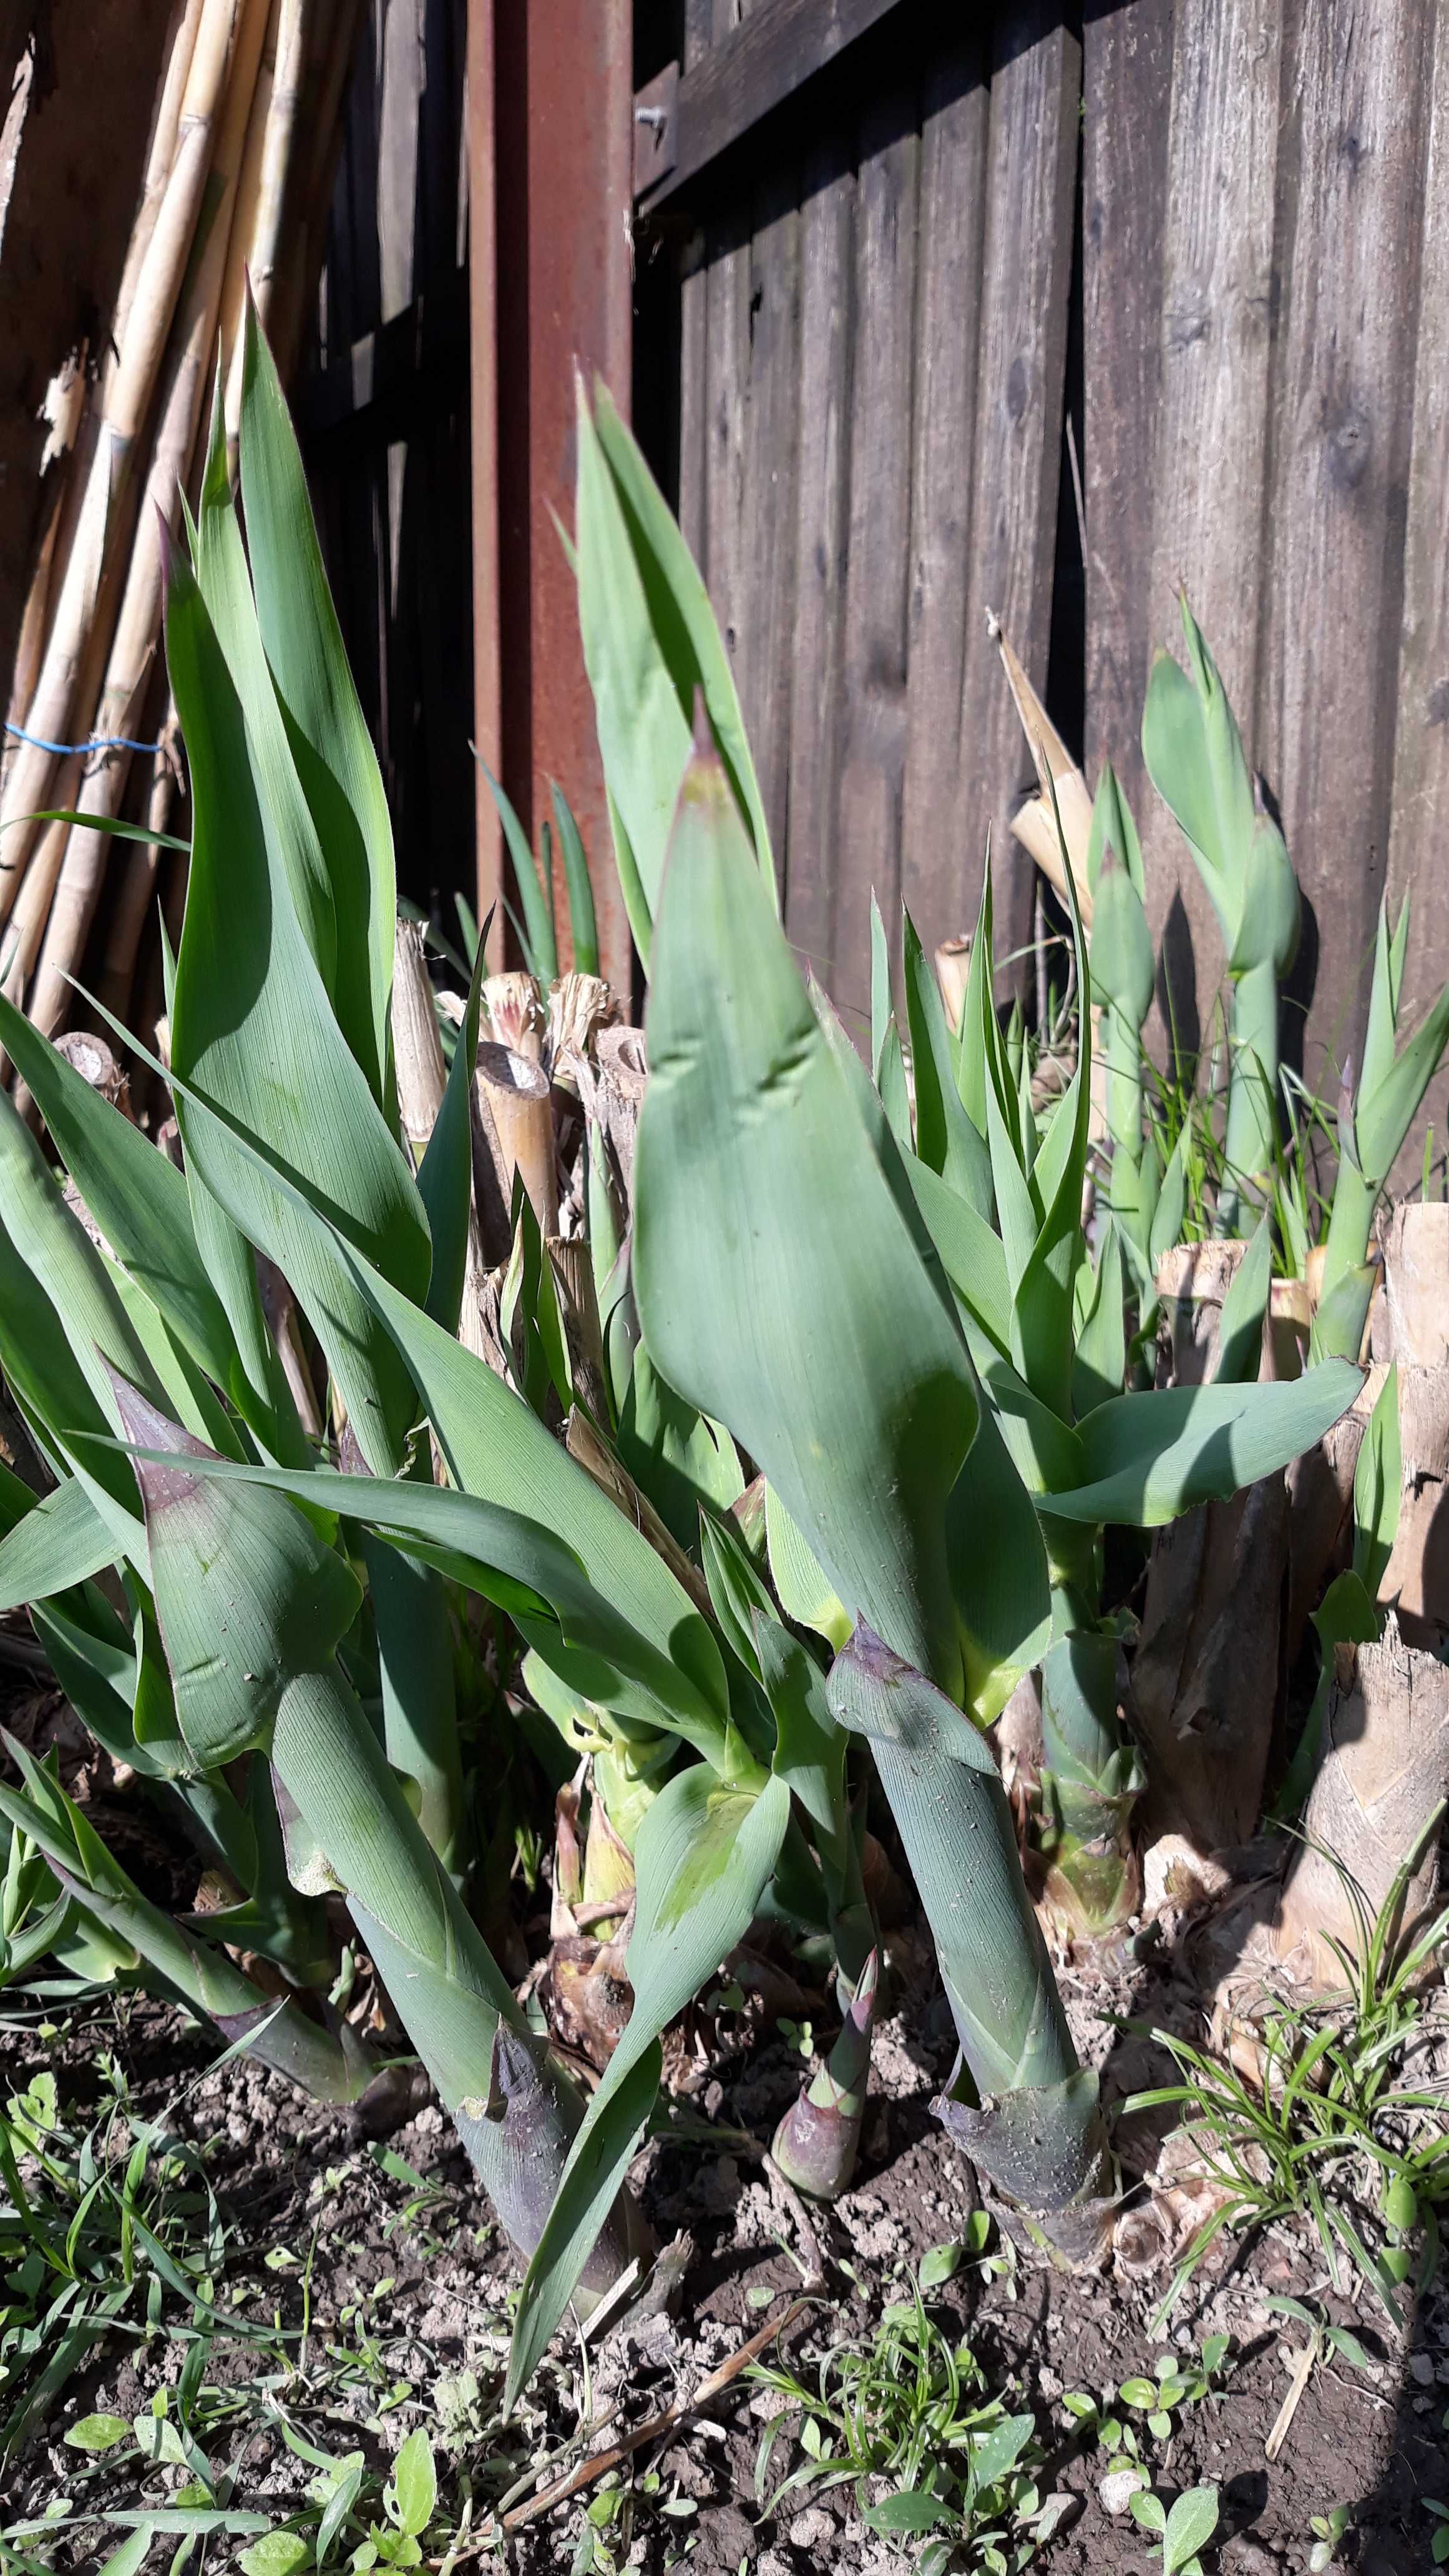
<box><xmin>1125</xmin><ymin>1842</ymin><xmax>1449</xmax><ymax>2328</ymax></box>
<box><xmin>1126</xmin><ymin>2482</ymin><xmax>1220</xmax><ymax>2576</ymax></box>
<box><xmin>748</xmin><ymin>2253</ymin><xmax>1070</xmax><ymax>2573</ymax></box>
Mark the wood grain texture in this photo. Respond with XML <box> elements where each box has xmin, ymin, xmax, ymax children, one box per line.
<box><xmin>783</xmin><ymin>136</ymin><xmax>854</xmax><ymax>996</ymax></box>
<box><xmin>640</xmin><ymin>0</ymin><xmax>906</xmax><ymax>207</ymax></box>
<box><xmin>676</xmin><ymin>0</ymin><xmax>713</xmax><ymax>573</ymax></box>
<box><xmin>899</xmin><ymin>36</ymin><xmax>990</xmax><ymax>954</ymax></box>
<box><xmin>1387</xmin><ymin>2</ymin><xmax>1449</xmax><ymax>1189</ymax></box>
<box><xmin>955</xmin><ymin>6</ymin><xmax>1080</xmax><ymax>998</ymax></box>
<box><xmin>1081</xmin><ymin>0</ymin><xmax>1175</xmax><ymax>820</ymax></box>
<box><xmin>738</xmin><ymin>173</ymin><xmax>801</xmax><ymax>872</ymax></box>
<box><xmin>831</xmin><ymin>95</ymin><xmax>920</xmax><ymax>1025</ymax></box>
<box><xmin>1259</xmin><ymin>0</ymin><xmax>1433</xmax><ymax>1109</ymax></box>
<box><xmin>1143</xmin><ymin>0</ymin><xmax>1282</xmax><ymax>1061</ymax></box>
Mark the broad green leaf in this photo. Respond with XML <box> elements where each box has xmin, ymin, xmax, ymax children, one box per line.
<box><xmin>239</xmin><ymin>301</ymin><xmax>394</xmax><ymax>1100</ymax></box>
<box><xmin>1163</xmin><ymin>2487</ymin><xmax>1219</xmax><ymax>2575</ymax></box>
<box><xmin>0</xmin><ymin>993</ymin><xmax>251</xmax><ymax>1421</ymax></box>
<box><xmin>870</xmin><ymin>892</ymin><xmax>892</xmax><ymax>1074</ymax></box>
<box><xmin>1353</xmin><ymin>1362</ymin><xmax>1400</xmax><ymax>1601</ymax></box>
<box><xmin>164</xmin><ymin>547</ymin><xmax>429</xmax><ymax>1471</ymax></box>
<box><xmin>64</xmin><ymin>2414</ymin><xmax>131</xmax><ymax>2453</ymax></box>
<box><xmin>110</xmin><ymin>1379</ymin><xmax>360</xmax><ymax>1771</ymax></box>
<box><xmin>1042</xmin><ymin>1359</ymin><xmax>1361</xmax><ymax>1526</ymax></box>
<box><xmin>864</xmin><ymin>2492</ymin><xmax>954</xmax><ymax>2535</ymax></box>
<box><xmin>635</xmin><ymin>738</ymin><xmax>978</xmax><ymax>1694</ymax></box>
<box><xmin>507</xmin><ymin>1760</ymin><xmax>789</xmax><ymax>2401</ymax></box>
<box><xmin>1357</xmin><ymin>978</ymin><xmax>1449</xmax><ymax>1183</ymax></box>
<box><xmin>416</xmin><ymin>927</ymin><xmax>487</xmax><ymax>1332</ymax></box>
<box><xmin>944</xmin><ymin>1391</ymin><xmax>1052</xmax><ymax>1724</ymax></box>
<box><xmin>0</xmin><ymin>1477</ymin><xmax>122</xmax><ymax>1611</ymax></box>
<box><xmin>969</xmin><ymin>2411</ymin><xmax>1036</xmax><ymax>2488</ymax></box>
<box><xmin>193</xmin><ymin>376</ymin><xmax>341</xmax><ymax>1023</ymax></box>
<box><xmin>1086</xmin><ymin>755</ymin><xmax>1144</xmax><ymax>901</ymax></box>
<box><xmin>0</xmin><ymin>1089</ymin><xmax>164</xmax><ymax>1432</ymax></box>
<box><xmin>902</xmin><ymin>907</ymin><xmax>991</xmax><ymax>1212</ymax></box>
<box><xmin>1143</xmin><ymin>602</ymin><xmax>1297</xmax><ymax>980</ymax></box>
<box><xmin>390</xmin><ymin>2429</ymin><xmax>436</xmax><ymax>2538</ymax></box>
<box><xmin>128</xmin><ymin>1450</ymin><xmax>729</xmax><ymax>1767</ymax></box>
<box><xmin>1072</xmin><ymin>1222</ymin><xmax>1126</xmax><ymax>1418</ymax></box>
<box><xmin>764</xmin><ymin>1483</ymin><xmax>851</xmax><ymax>1652</ymax></box>
<box><xmin>580</xmin><ymin>380</ymin><xmax>774</xmax><ymax>922</ymax></box>
<box><xmin>364</xmin><ymin>1531</ymin><xmax>464</xmax><ymax>1873</ymax></box>
<box><xmin>1149</xmin><ymin>1118</ymin><xmax>1192</xmax><ymax>1267</ymax></box>
<box><xmin>618</xmin><ymin>1340</ymin><xmax>744</xmax><ymax>1552</ymax></box>
<box><xmin>84</xmin><ymin>995</ymin><xmax>730</xmax><ymax>1759</ymax></box>
<box><xmin>900</xmin><ymin>1149</ymin><xmax>1012</xmax><ymax>1352</ymax></box>
<box><xmin>1090</xmin><ymin>851</ymin><xmax>1154</xmax><ymax>1030</ymax></box>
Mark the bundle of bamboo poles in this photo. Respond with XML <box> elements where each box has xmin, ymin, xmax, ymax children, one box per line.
<box><xmin>0</xmin><ymin>0</ymin><xmax>363</xmax><ymax>1068</ymax></box>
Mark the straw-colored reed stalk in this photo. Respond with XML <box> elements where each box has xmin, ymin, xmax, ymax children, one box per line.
<box><xmin>10</xmin><ymin>0</ymin><xmax>276</xmax><ymax>1039</ymax></box>
<box><xmin>391</xmin><ymin>917</ymin><xmax>447</xmax><ymax>1162</ymax></box>
<box><xmin>0</xmin><ymin>0</ymin><xmax>240</xmax><ymax>915</ymax></box>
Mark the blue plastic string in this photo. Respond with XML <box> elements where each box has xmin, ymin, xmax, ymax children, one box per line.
<box><xmin>5</xmin><ymin>721</ymin><xmax>162</xmax><ymax>758</ymax></box>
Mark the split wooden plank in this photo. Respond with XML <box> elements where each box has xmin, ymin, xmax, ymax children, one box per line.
<box><xmin>1143</xmin><ymin>0</ymin><xmax>1282</xmax><ymax>1068</ymax></box>
<box><xmin>1259</xmin><ymin>0</ymin><xmax>1434</xmax><ymax>1115</ymax></box>
<box><xmin>676</xmin><ymin>0</ymin><xmax>713</xmax><ymax>572</ymax></box>
<box><xmin>830</xmin><ymin>92</ymin><xmax>920</xmax><ymax>1024</ymax></box>
<box><xmin>899</xmin><ymin>34</ymin><xmax>991</xmax><ymax>956</ymax></box>
<box><xmin>1387</xmin><ymin>4</ymin><xmax>1449</xmax><ymax>1191</ymax></box>
<box><xmin>782</xmin><ymin>131</ymin><xmax>854</xmax><ymax>997</ymax></box>
<box><xmin>738</xmin><ymin>170</ymin><xmax>801</xmax><ymax>881</ymax></box>
<box><xmin>955</xmin><ymin>4</ymin><xmax>1078</xmax><ymax>1002</ymax></box>
<box><xmin>1081</xmin><ymin>0</ymin><xmax>1174</xmax><ymax>824</ymax></box>
<box><xmin>701</xmin><ymin>0</ymin><xmax>757</xmax><ymax>761</ymax></box>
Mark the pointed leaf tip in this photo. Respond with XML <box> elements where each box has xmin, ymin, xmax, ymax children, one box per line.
<box><xmin>106</xmin><ymin>1364</ymin><xmax>212</xmax><ymax>1513</ymax></box>
<box><xmin>691</xmin><ymin>685</ymin><xmax>712</xmax><ymax>759</ymax></box>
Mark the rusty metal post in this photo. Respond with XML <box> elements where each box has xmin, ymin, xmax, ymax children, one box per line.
<box><xmin>471</xmin><ymin>0</ymin><xmax>634</xmax><ymax>993</ymax></box>
<box><xmin>467</xmin><ymin>0</ymin><xmax>501</xmax><ymax>949</ymax></box>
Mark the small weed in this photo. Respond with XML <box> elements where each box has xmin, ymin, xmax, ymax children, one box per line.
<box><xmin>1124</xmin><ymin>1853</ymin><xmax>1449</xmax><ymax>2326</ymax></box>
<box><xmin>0</xmin><ymin>2047</ymin><xmax>264</xmax><ymax>2455</ymax></box>
<box><xmin>1063</xmin><ymin>2334</ymin><xmax>1232</xmax><ymax>2456</ymax></box>
<box><xmin>1308</xmin><ymin>2501</ymin><xmax>1352</xmax><ymax>2570</ymax></box>
<box><xmin>748</xmin><ymin>2255</ymin><xmax>1069</xmax><ymax>2572</ymax></box>
<box><xmin>1127</xmin><ymin>2482</ymin><xmax>1220</xmax><ymax>2576</ymax></box>
<box><xmin>1425</xmin><ymin>2498</ymin><xmax>1449</xmax><ymax>2567</ymax></box>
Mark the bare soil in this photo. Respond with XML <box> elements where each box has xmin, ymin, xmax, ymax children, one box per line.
<box><xmin>4</xmin><ymin>1964</ymin><xmax>1445</xmax><ymax>2576</ymax></box>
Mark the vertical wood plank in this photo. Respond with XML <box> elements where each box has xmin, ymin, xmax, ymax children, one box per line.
<box><xmin>738</xmin><ymin>177</ymin><xmax>801</xmax><ymax>876</ymax></box>
<box><xmin>955</xmin><ymin>6</ymin><xmax>1079</xmax><ymax>997</ymax></box>
<box><xmin>1143</xmin><ymin>0</ymin><xmax>1282</xmax><ymax>1059</ymax></box>
<box><xmin>1387</xmin><ymin>5</ymin><xmax>1449</xmax><ymax>1186</ymax></box>
<box><xmin>783</xmin><ymin>137</ymin><xmax>854</xmax><ymax>996</ymax></box>
<box><xmin>702</xmin><ymin>0</ymin><xmax>755</xmax><ymax>736</ymax></box>
<box><xmin>1081</xmin><ymin>0</ymin><xmax>1174</xmax><ymax>822</ymax></box>
<box><xmin>831</xmin><ymin>97</ymin><xmax>920</xmax><ymax>1023</ymax></box>
<box><xmin>900</xmin><ymin>37</ymin><xmax>991</xmax><ymax>951</ymax></box>
<box><xmin>676</xmin><ymin>0</ymin><xmax>713</xmax><ymax>573</ymax></box>
<box><xmin>1259</xmin><ymin>0</ymin><xmax>1433</xmax><ymax>1106</ymax></box>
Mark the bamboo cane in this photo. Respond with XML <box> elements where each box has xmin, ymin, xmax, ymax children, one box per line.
<box><xmin>224</xmin><ymin>0</ymin><xmax>307</xmax><ymax>442</ymax></box>
<box><xmin>108</xmin><ymin>0</ymin><xmax>357</xmax><ymax>1025</ymax></box>
<box><xmin>0</xmin><ymin>0</ymin><xmax>238</xmax><ymax>919</ymax></box>
<box><xmin>17</xmin><ymin>0</ymin><xmax>275</xmax><ymax>1037</ymax></box>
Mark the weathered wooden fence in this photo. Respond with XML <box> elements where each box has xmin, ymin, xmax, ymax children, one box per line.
<box><xmin>303</xmin><ymin>0</ymin><xmax>1449</xmax><ymax>1173</ymax></box>
<box><xmin>298</xmin><ymin>0</ymin><xmax>474</xmax><ymax>916</ymax></box>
